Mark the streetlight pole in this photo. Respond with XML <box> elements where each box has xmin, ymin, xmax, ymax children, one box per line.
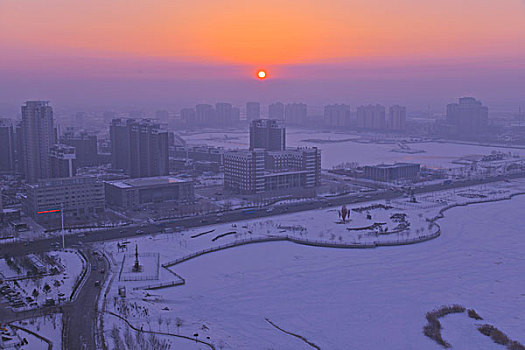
<box><xmin>61</xmin><ymin>203</ymin><xmax>65</xmax><ymax>250</ymax></box>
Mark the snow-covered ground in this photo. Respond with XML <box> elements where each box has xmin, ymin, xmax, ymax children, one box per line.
<box><xmin>0</xmin><ymin>250</ymin><xmax>84</xmax><ymax>310</ymax></box>
<box><xmin>182</xmin><ymin>129</ymin><xmax>525</xmax><ymax>169</ymax></box>
<box><xmin>12</xmin><ymin>314</ymin><xmax>62</xmax><ymax>350</ymax></box>
<box><xmin>99</xmin><ymin>179</ymin><xmax>525</xmax><ymax>349</ymax></box>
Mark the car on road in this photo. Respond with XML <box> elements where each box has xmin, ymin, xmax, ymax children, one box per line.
<box><xmin>94</xmin><ymin>280</ymin><xmax>100</xmax><ymax>287</ymax></box>
<box><xmin>136</xmin><ymin>229</ymin><xmax>145</xmax><ymax>235</ymax></box>
<box><xmin>92</xmin><ymin>265</ymin><xmax>97</xmax><ymax>271</ymax></box>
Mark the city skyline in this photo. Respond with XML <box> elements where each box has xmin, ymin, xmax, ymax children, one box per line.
<box><xmin>1</xmin><ymin>3</ymin><xmax>525</xmax><ymax>349</ymax></box>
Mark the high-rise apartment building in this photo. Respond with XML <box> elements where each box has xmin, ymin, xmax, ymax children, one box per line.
<box><xmin>0</xmin><ymin>119</ymin><xmax>16</xmax><ymax>173</ymax></box>
<box><xmin>357</xmin><ymin>105</ymin><xmax>386</xmax><ymax>129</ymax></box>
<box><xmin>110</xmin><ymin>119</ymin><xmax>169</xmax><ymax>178</ymax></box>
<box><xmin>21</xmin><ymin>101</ymin><xmax>56</xmax><ymax>183</ymax></box>
<box><xmin>324</xmin><ymin>104</ymin><xmax>351</xmax><ymax>128</ymax></box>
<box><xmin>446</xmin><ymin>97</ymin><xmax>488</xmax><ymax>136</ymax></box>
<box><xmin>74</xmin><ymin>112</ymin><xmax>87</xmax><ymax>129</ymax></box>
<box><xmin>61</xmin><ymin>130</ymin><xmax>98</xmax><ymax>167</ymax></box>
<box><xmin>232</xmin><ymin>107</ymin><xmax>240</xmax><ymax>124</ymax></box>
<box><xmin>285</xmin><ymin>103</ymin><xmax>307</xmax><ymax>125</ymax></box>
<box><xmin>249</xmin><ymin>119</ymin><xmax>286</xmax><ymax>151</ymax></box>
<box><xmin>269</xmin><ymin>102</ymin><xmax>285</xmax><ymax>120</ymax></box>
<box><xmin>246</xmin><ymin>102</ymin><xmax>261</xmax><ymax>122</ymax></box>
<box><xmin>195</xmin><ymin>104</ymin><xmax>215</xmax><ymax>126</ymax></box>
<box><xmin>388</xmin><ymin>105</ymin><xmax>407</xmax><ymax>131</ymax></box>
<box><xmin>180</xmin><ymin>108</ymin><xmax>196</xmax><ymax>126</ymax></box>
<box><xmin>215</xmin><ymin>102</ymin><xmax>235</xmax><ymax>125</ymax></box>
<box><xmin>49</xmin><ymin>144</ymin><xmax>76</xmax><ymax>178</ymax></box>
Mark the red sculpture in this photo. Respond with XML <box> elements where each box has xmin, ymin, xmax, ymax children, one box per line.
<box><xmin>339</xmin><ymin>205</ymin><xmax>349</xmax><ymax>223</ymax></box>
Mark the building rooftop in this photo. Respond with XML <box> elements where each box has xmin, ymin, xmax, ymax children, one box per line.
<box><xmin>250</xmin><ymin>119</ymin><xmax>284</xmax><ymax>127</ymax></box>
<box><xmin>26</xmin><ymin>176</ymin><xmax>99</xmax><ymax>188</ymax></box>
<box><xmin>367</xmin><ymin>163</ymin><xmax>420</xmax><ymax>169</ymax></box>
<box><xmin>106</xmin><ymin>176</ymin><xmax>190</xmax><ymax>189</ymax></box>
<box><xmin>263</xmin><ymin>170</ymin><xmax>308</xmax><ymax>177</ymax></box>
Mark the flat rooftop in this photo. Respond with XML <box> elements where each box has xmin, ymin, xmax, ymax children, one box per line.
<box><xmin>106</xmin><ymin>176</ymin><xmax>190</xmax><ymax>189</ymax></box>
<box><xmin>366</xmin><ymin>163</ymin><xmax>420</xmax><ymax>169</ymax></box>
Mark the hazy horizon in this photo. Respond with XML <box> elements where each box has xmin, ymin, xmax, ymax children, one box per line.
<box><xmin>1</xmin><ymin>0</ymin><xmax>525</xmax><ymax>114</ymax></box>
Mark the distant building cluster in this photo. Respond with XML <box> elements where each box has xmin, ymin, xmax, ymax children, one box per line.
<box><xmin>355</xmin><ymin>105</ymin><xmax>407</xmax><ymax>131</ymax></box>
<box><xmin>0</xmin><ymin>101</ymin><xmax>107</xmax><ymax>182</ymax></box>
<box><xmin>176</xmin><ymin>102</ymin><xmax>241</xmax><ymax>128</ymax></box>
<box><xmin>0</xmin><ymin>95</ymin><xmax>499</xmax><ymax>228</ymax></box>
<box><xmin>170</xmin><ymin>100</ymin><xmax>409</xmax><ymax>132</ymax></box>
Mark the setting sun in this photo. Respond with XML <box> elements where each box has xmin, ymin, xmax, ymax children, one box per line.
<box><xmin>257</xmin><ymin>70</ymin><xmax>267</xmax><ymax>79</ymax></box>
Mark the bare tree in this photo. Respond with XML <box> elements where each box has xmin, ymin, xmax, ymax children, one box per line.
<box><xmin>123</xmin><ymin>326</ymin><xmax>136</xmax><ymax>349</ymax></box>
<box><xmin>111</xmin><ymin>325</ymin><xmax>125</xmax><ymax>350</ymax></box>
<box><xmin>175</xmin><ymin>317</ymin><xmax>183</xmax><ymax>334</ymax></box>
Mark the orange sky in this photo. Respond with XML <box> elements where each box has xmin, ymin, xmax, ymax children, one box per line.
<box><xmin>1</xmin><ymin>0</ymin><xmax>525</xmax><ymax>68</ymax></box>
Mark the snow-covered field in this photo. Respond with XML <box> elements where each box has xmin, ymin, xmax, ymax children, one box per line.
<box><xmin>99</xmin><ymin>179</ymin><xmax>525</xmax><ymax>349</ymax></box>
<box><xmin>182</xmin><ymin>129</ymin><xmax>525</xmax><ymax>169</ymax></box>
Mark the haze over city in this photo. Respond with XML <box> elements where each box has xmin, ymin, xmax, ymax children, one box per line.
<box><xmin>1</xmin><ymin>0</ymin><xmax>525</xmax><ymax>112</ymax></box>
<box><xmin>1</xmin><ymin>1</ymin><xmax>525</xmax><ymax>349</ymax></box>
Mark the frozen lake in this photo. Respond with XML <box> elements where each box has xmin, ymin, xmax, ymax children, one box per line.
<box><xmin>182</xmin><ymin>129</ymin><xmax>525</xmax><ymax>169</ymax></box>
<box><xmin>159</xmin><ymin>195</ymin><xmax>525</xmax><ymax>349</ymax></box>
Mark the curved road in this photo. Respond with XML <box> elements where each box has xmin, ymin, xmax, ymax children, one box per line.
<box><xmin>62</xmin><ymin>249</ymin><xmax>109</xmax><ymax>350</ymax></box>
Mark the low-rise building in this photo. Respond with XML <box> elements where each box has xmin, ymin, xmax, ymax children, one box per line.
<box><xmin>23</xmin><ymin>176</ymin><xmax>105</xmax><ymax>220</ymax></box>
<box><xmin>104</xmin><ymin>176</ymin><xmax>194</xmax><ymax>209</ymax></box>
<box><xmin>364</xmin><ymin>163</ymin><xmax>420</xmax><ymax>182</ymax></box>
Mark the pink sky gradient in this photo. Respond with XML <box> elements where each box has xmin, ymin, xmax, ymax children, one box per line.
<box><xmin>1</xmin><ymin>0</ymin><xmax>524</xmax><ymax>109</ymax></box>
